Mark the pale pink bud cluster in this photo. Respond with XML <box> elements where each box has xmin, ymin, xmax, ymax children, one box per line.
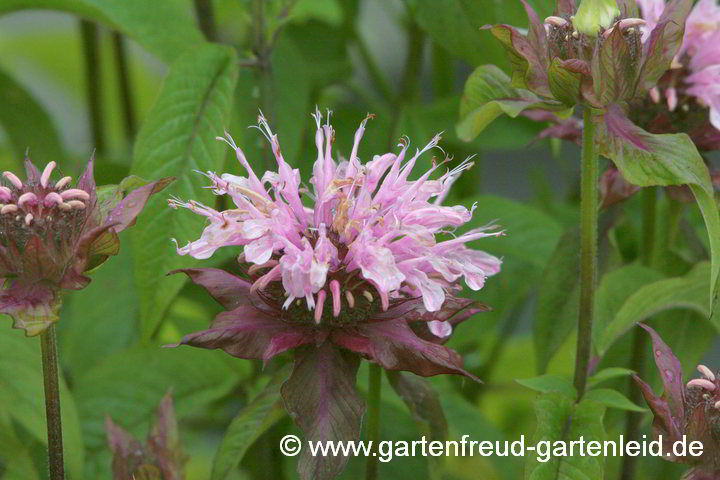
<box><xmin>0</xmin><ymin>162</ymin><xmax>89</xmax><ymax>230</ymax></box>
<box><xmin>171</xmin><ymin>111</ymin><xmax>502</xmax><ymax>338</ymax></box>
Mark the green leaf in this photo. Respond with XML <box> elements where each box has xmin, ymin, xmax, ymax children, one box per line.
<box><xmin>588</xmin><ymin>367</ymin><xmax>635</xmax><ymax>388</ymax></box>
<box><xmin>72</xmin><ymin>345</ymin><xmax>240</xmax><ymax>450</ymax></box>
<box><xmin>0</xmin><ymin>66</ymin><xmax>66</xmax><ymax>169</ymax></box>
<box><xmin>457</xmin><ymin>65</ymin><xmax>568</xmax><ymax>142</ymax></box>
<box><xmin>0</xmin><ymin>412</ymin><xmax>41</xmax><ymax>480</ymax></box>
<box><xmin>0</xmin><ymin>0</ymin><xmax>204</xmax><ymax>62</ymax></box>
<box><xmin>288</xmin><ymin>0</ymin><xmax>344</xmax><ymax>26</ymax></box>
<box><xmin>130</xmin><ymin>43</ymin><xmax>238</xmax><ymax>339</ymax></box>
<box><xmin>526</xmin><ymin>393</ymin><xmax>606</xmax><ymax>480</ymax></box>
<box><xmin>467</xmin><ymin>195</ymin><xmax>563</xmax><ymax>268</ymax></box>
<box><xmin>58</xmin><ymin>242</ymin><xmax>137</xmax><ymax>375</ymax></box>
<box><xmin>0</xmin><ymin>326</ymin><xmax>85</xmax><ymax>479</ymax></box>
<box><xmin>408</xmin><ymin>0</ymin><xmax>554</xmax><ymax>67</ymax></box>
<box><xmin>583</xmin><ymin>388</ymin><xmax>646</xmax><ymax>412</ymax></box>
<box><xmin>592</xmin><ymin>263</ymin><xmax>664</xmax><ymax>355</ymax></box>
<box><xmin>598</xmin><ymin>262</ymin><xmax>712</xmax><ymax>355</ymax></box>
<box><xmin>211</xmin><ymin>367</ymin><xmax>289</xmax><ymax>480</ymax></box>
<box><xmin>548</xmin><ymin>58</ymin><xmax>582</xmax><ymax>106</ymax></box>
<box><xmin>516</xmin><ymin>374</ymin><xmax>576</xmax><ymax>399</ymax></box>
<box><xmin>598</xmin><ymin>116</ymin><xmax>720</xmax><ymax>323</ymax></box>
<box><xmin>533</xmin><ymin>227</ymin><xmax>581</xmax><ymax>373</ymax></box>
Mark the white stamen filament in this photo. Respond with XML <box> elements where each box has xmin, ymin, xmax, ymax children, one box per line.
<box><xmin>3</xmin><ymin>171</ymin><xmax>22</xmax><ymax>189</ymax></box>
<box><xmin>649</xmin><ymin>87</ymin><xmax>661</xmax><ymax>104</ymax></box>
<box><xmin>40</xmin><ymin>161</ymin><xmax>56</xmax><ymax>188</ymax></box>
<box><xmin>54</xmin><ymin>176</ymin><xmax>72</xmax><ymax>189</ymax></box>
<box><xmin>24</xmin><ymin>213</ymin><xmax>33</xmax><ymax>225</ymax></box>
<box><xmin>248</xmin><ymin>260</ymin><xmax>279</xmax><ymax>275</ymax></box>
<box><xmin>687</xmin><ymin>378</ymin><xmax>716</xmax><ymax>391</ymax></box>
<box><xmin>1</xmin><ymin>204</ymin><xmax>18</xmax><ymax>214</ymax></box>
<box><xmin>60</xmin><ymin>189</ymin><xmax>90</xmax><ymax>201</ymax></box>
<box><xmin>362</xmin><ymin>290</ymin><xmax>373</xmax><ymax>303</ymax></box>
<box><xmin>58</xmin><ymin>202</ymin><xmax>72</xmax><ymax>211</ymax></box>
<box><xmin>698</xmin><ymin>365</ymin><xmax>716</xmax><ymax>381</ymax></box>
<box><xmin>17</xmin><ymin>192</ymin><xmax>38</xmax><ymax>208</ymax></box>
<box><xmin>345</xmin><ymin>290</ymin><xmax>355</xmax><ymax>308</ymax></box>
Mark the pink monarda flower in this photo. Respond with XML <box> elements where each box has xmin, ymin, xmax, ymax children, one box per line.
<box><xmin>0</xmin><ymin>158</ymin><xmax>172</xmax><ymax>335</ymax></box>
<box><xmin>169</xmin><ymin>111</ymin><xmax>501</xmax><ymax>480</ymax></box>
<box><xmin>634</xmin><ymin>324</ymin><xmax>720</xmax><ymax>480</ymax></box>
<box><xmin>106</xmin><ymin>392</ymin><xmax>187</xmax><ymax>480</ymax></box>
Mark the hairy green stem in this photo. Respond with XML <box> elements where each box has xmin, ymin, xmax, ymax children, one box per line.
<box><xmin>620</xmin><ymin>187</ymin><xmax>657</xmax><ymax>480</ymax></box>
<box><xmin>111</xmin><ymin>32</ymin><xmax>136</xmax><ymax>142</ymax></box>
<box><xmin>79</xmin><ymin>20</ymin><xmax>104</xmax><ymax>156</ymax></box>
<box><xmin>41</xmin><ymin>325</ymin><xmax>65</xmax><ymax>480</ymax></box>
<box><xmin>573</xmin><ymin>108</ymin><xmax>598</xmax><ymax>399</ymax></box>
<box><xmin>365</xmin><ymin>364</ymin><xmax>382</xmax><ymax>480</ymax></box>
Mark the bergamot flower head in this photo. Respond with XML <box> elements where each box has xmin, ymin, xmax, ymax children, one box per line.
<box><xmin>0</xmin><ymin>157</ymin><xmax>172</xmax><ymax>335</ymax></box>
<box><xmin>169</xmin><ymin>111</ymin><xmax>502</xmax><ymax>480</ymax></box>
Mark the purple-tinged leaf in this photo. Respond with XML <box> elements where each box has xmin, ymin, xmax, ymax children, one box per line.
<box><xmin>105</xmin><ymin>177</ymin><xmax>174</xmax><ymax>233</ymax></box>
<box><xmin>556</xmin><ymin>0</ymin><xmax>576</xmax><ymax>16</ymax></box>
<box><xmin>281</xmin><ymin>343</ymin><xmax>365</xmax><ymax>480</ymax></box>
<box><xmin>387</xmin><ymin>371</ymin><xmax>448</xmax><ymax>441</ymax></box>
<box><xmin>639</xmin><ymin>323</ymin><xmax>686</xmax><ymax>429</ymax></box>
<box><xmin>549</xmin><ymin>57</ymin><xmax>583</xmax><ymax>106</ymax></box>
<box><xmin>170</xmin><ymin>268</ymin><xmax>253</xmax><ymax>310</ymax></box>
<box><xmin>360</xmin><ymin>320</ymin><xmax>480</xmax><ymax>381</ymax></box>
<box><xmin>592</xmin><ymin>26</ymin><xmax>636</xmax><ymax>104</ymax></box>
<box><xmin>106</xmin><ymin>416</ymin><xmax>146</xmax><ymax>480</ymax></box>
<box><xmin>148</xmin><ymin>393</ymin><xmax>186</xmax><ymax>480</ymax></box>
<box><xmin>599</xmin><ymin>167</ymin><xmax>641</xmax><ymax>208</ymax></box>
<box><xmin>639</xmin><ymin>0</ymin><xmax>692</xmax><ymax>89</ymax></box>
<box><xmin>174</xmin><ymin>307</ymin><xmax>317</xmax><ymax>363</ymax></box>
<box><xmin>632</xmin><ymin>374</ymin><xmax>684</xmax><ymax>458</ymax></box>
<box><xmin>486</xmin><ymin>23</ymin><xmax>551</xmax><ymax>96</ymax></box>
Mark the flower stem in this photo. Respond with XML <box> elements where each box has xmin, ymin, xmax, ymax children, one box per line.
<box><xmin>79</xmin><ymin>20</ymin><xmax>105</xmax><ymax>157</ymax></box>
<box><xmin>573</xmin><ymin>107</ymin><xmax>598</xmax><ymax>400</ymax></box>
<box><xmin>111</xmin><ymin>32</ymin><xmax>136</xmax><ymax>142</ymax></box>
<box><xmin>365</xmin><ymin>363</ymin><xmax>382</xmax><ymax>480</ymax></box>
<box><xmin>620</xmin><ymin>186</ymin><xmax>656</xmax><ymax>480</ymax></box>
<box><xmin>41</xmin><ymin>325</ymin><xmax>65</xmax><ymax>480</ymax></box>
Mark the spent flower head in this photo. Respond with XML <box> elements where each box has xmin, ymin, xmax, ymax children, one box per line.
<box><xmin>169</xmin><ymin>111</ymin><xmax>501</xmax><ymax>480</ymax></box>
<box><xmin>0</xmin><ymin>157</ymin><xmax>172</xmax><ymax>335</ymax></box>
<box><xmin>634</xmin><ymin>324</ymin><xmax>720</xmax><ymax>479</ymax></box>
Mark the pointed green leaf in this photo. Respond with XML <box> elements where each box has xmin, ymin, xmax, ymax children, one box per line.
<box><xmin>130</xmin><ymin>43</ymin><xmax>238</xmax><ymax>339</ymax></box>
<box><xmin>0</xmin><ymin>66</ymin><xmax>65</xmax><ymax>170</ymax></box>
<box><xmin>598</xmin><ymin>111</ymin><xmax>720</xmax><ymax>327</ymax></box>
<box><xmin>526</xmin><ymin>393</ymin><xmax>606</xmax><ymax>480</ymax></box>
<box><xmin>588</xmin><ymin>367</ymin><xmax>636</xmax><ymax>388</ymax></box>
<box><xmin>211</xmin><ymin>367</ymin><xmax>290</xmax><ymax>480</ymax></box>
<box><xmin>598</xmin><ymin>262</ymin><xmax>712</xmax><ymax>355</ymax></box>
<box><xmin>583</xmin><ymin>388</ymin><xmax>646</xmax><ymax>412</ymax></box>
<box><xmin>516</xmin><ymin>374</ymin><xmax>576</xmax><ymax>399</ymax></box>
<box><xmin>457</xmin><ymin>65</ymin><xmax>569</xmax><ymax>141</ymax></box>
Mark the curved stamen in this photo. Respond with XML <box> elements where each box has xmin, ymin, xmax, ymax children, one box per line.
<box><xmin>687</xmin><ymin>378</ymin><xmax>716</xmax><ymax>391</ymax></box>
<box><xmin>544</xmin><ymin>16</ymin><xmax>568</xmax><ymax>27</ymax></box>
<box><xmin>345</xmin><ymin>290</ymin><xmax>355</xmax><ymax>308</ymax></box>
<box><xmin>362</xmin><ymin>290</ymin><xmax>373</xmax><ymax>303</ymax></box>
<box><xmin>60</xmin><ymin>189</ymin><xmax>90</xmax><ymax>201</ymax></box>
<box><xmin>329</xmin><ymin>280</ymin><xmax>341</xmax><ymax>317</ymax></box>
<box><xmin>17</xmin><ymin>192</ymin><xmax>38</xmax><ymax>209</ymax></box>
<box><xmin>58</xmin><ymin>202</ymin><xmax>72</xmax><ymax>211</ymax></box>
<box><xmin>55</xmin><ymin>176</ymin><xmax>72</xmax><ymax>190</ymax></box>
<box><xmin>24</xmin><ymin>213</ymin><xmax>33</xmax><ymax>225</ymax></box>
<box><xmin>40</xmin><ymin>161</ymin><xmax>56</xmax><ymax>188</ymax></box>
<box><xmin>698</xmin><ymin>365</ymin><xmax>716</xmax><ymax>382</ymax></box>
<box><xmin>1</xmin><ymin>204</ymin><xmax>18</xmax><ymax>214</ymax></box>
<box><xmin>66</xmin><ymin>200</ymin><xmax>87</xmax><ymax>209</ymax></box>
<box><xmin>0</xmin><ymin>186</ymin><xmax>11</xmax><ymax>202</ymax></box>
<box><xmin>3</xmin><ymin>171</ymin><xmax>22</xmax><ymax>189</ymax></box>
<box><xmin>44</xmin><ymin>192</ymin><xmax>63</xmax><ymax>207</ymax></box>
<box><xmin>315</xmin><ymin>290</ymin><xmax>326</xmax><ymax>324</ymax></box>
